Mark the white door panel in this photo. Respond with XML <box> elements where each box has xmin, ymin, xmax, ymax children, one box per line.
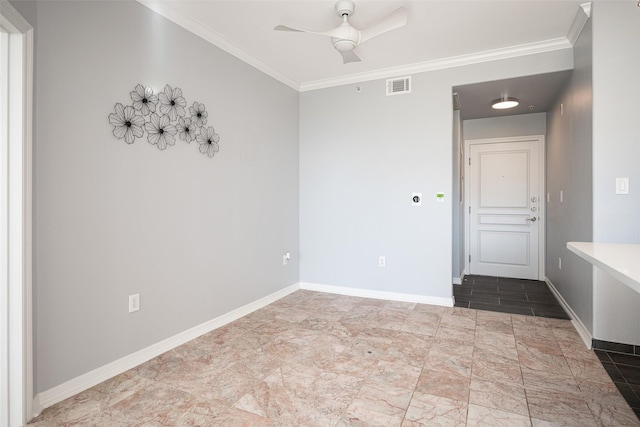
<box><xmin>479</xmin><ymin>151</ymin><xmax>529</xmax><ymax>208</ymax></box>
<box><xmin>478</xmin><ymin>231</ymin><xmax>529</xmax><ymax>266</ymax></box>
<box><xmin>466</xmin><ymin>137</ymin><xmax>543</xmax><ymax>280</ymax></box>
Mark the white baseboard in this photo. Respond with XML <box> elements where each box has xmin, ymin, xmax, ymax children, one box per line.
<box><xmin>452</xmin><ymin>272</ymin><xmax>464</xmax><ymax>285</ymax></box>
<box><xmin>33</xmin><ymin>281</ymin><xmax>454</xmax><ymax>417</ymax></box>
<box><xmin>545</xmin><ymin>277</ymin><xmax>592</xmax><ymax>348</ymax></box>
<box><xmin>32</xmin><ymin>283</ymin><xmax>300</xmax><ymax>417</ymax></box>
<box><xmin>299</xmin><ymin>282</ymin><xmax>454</xmax><ymax>307</ymax></box>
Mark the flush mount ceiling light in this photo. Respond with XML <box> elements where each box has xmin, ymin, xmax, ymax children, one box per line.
<box><xmin>491</xmin><ymin>96</ymin><xmax>519</xmax><ymax>109</ymax></box>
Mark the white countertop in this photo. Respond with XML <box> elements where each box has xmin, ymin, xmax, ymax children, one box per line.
<box><xmin>567</xmin><ymin>242</ymin><xmax>640</xmax><ymax>294</ymax></box>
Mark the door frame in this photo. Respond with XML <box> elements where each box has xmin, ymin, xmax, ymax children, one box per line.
<box><xmin>464</xmin><ymin>135</ymin><xmax>545</xmax><ymax>280</ymax></box>
<box><xmin>0</xmin><ymin>2</ymin><xmax>34</xmax><ymax>425</ymax></box>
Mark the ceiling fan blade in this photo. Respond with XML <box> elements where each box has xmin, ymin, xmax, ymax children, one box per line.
<box><xmin>274</xmin><ymin>24</ymin><xmax>344</xmax><ymax>38</ymax></box>
<box><xmin>359</xmin><ymin>6</ymin><xmax>408</xmax><ymax>44</ymax></box>
<box><xmin>339</xmin><ymin>50</ymin><xmax>361</xmax><ymax>64</ymax></box>
<box><xmin>274</xmin><ymin>25</ymin><xmax>303</xmax><ymax>32</ymax></box>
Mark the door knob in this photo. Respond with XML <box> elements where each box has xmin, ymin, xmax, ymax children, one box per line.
<box><xmin>526</xmin><ymin>217</ymin><xmax>537</xmax><ymax>222</ymax></box>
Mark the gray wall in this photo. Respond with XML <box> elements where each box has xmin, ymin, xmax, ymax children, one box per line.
<box><xmin>546</xmin><ymin>18</ymin><xmax>593</xmax><ymax>334</ymax></box>
<box><xmin>299</xmin><ymin>50</ymin><xmax>573</xmax><ymax>299</ymax></box>
<box><xmin>12</xmin><ymin>1</ymin><xmax>299</xmax><ymax>393</ymax></box>
<box><xmin>463</xmin><ymin>113</ymin><xmax>547</xmax><ymax>141</ymax></box>
<box><xmin>591</xmin><ymin>2</ymin><xmax>640</xmax><ymax>344</ymax></box>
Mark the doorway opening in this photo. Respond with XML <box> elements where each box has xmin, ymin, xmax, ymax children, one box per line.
<box><xmin>465</xmin><ymin>135</ymin><xmax>545</xmax><ymax>281</ymax></box>
<box><xmin>451</xmin><ymin>71</ymin><xmax>572</xmax><ymax>281</ymax></box>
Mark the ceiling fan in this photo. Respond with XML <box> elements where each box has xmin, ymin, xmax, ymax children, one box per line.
<box><xmin>274</xmin><ymin>0</ymin><xmax>408</xmax><ymax>64</ymax></box>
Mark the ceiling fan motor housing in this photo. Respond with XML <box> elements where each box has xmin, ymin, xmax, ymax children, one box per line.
<box><xmin>335</xmin><ymin>0</ymin><xmax>355</xmax><ymax>17</ymax></box>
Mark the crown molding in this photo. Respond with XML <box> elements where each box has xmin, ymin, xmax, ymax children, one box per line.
<box><xmin>138</xmin><ymin>0</ymin><xmax>579</xmax><ymax>93</ymax></box>
<box><xmin>567</xmin><ymin>2</ymin><xmax>592</xmax><ymax>46</ymax></box>
<box><xmin>136</xmin><ymin>0</ymin><xmax>301</xmax><ymax>92</ymax></box>
<box><xmin>0</xmin><ymin>0</ymin><xmax>33</xmax><ymax>32</ymax></box>
<box><xmin>299</xmin><ymin>37</ymin><xmax>572</xmax><ymax>92</ymax></box>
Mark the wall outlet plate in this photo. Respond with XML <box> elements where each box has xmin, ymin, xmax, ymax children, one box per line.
<box><xmin>616</xmin><ymin>177</ymin><xmax>629</xmax><ymax>195</ymax></box>
<box><xmin>282</xmin><ymin>252</ymin><xmax>291</xmax><ymax>266</ymax></box>
<box><xmin>128</xmin><ymin>293</ymin><xmax>140</xmax><ymax>313</ymax></box>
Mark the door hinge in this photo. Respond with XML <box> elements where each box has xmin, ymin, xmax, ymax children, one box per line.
<box><xmin>469</xmin><ymin>255</ymin><xmax>471</xmax><ymax>262</ymax></box>
<box><xmin>468</xmin><ymin>206</ymin><xmax>471</xmax><ymax>214</ymax></box>
<box><xmin>468</xmin><ymin>158</ymin><xmax>471</xmax><ymax>165</ymax></box>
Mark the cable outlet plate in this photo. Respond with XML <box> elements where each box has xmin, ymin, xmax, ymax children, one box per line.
<box><xmin>129</xmin><ymin>293</ymin><xmax>140</xmax><ymax>313</ymax></box>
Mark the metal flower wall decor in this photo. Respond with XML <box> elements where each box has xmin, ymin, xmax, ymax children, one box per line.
<box><xmin>108</xmin><ymin>84</ymin><xmax>220</xmax><ymax>158</ymax></box>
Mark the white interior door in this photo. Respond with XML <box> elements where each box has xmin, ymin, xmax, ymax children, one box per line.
<box><xmin>466</xmin><ymin>137</ymin><xmax>544</xmax><ymax>280</ymax></box>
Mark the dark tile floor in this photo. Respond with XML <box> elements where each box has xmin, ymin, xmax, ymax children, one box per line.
<box><xmin>453</xmin><ymin>274</ymin><xmax>570</xmax><ymax>319</ymax></box>
<box><xmin>596</xmin><ymin>349</ymin><xmax>640</xmax><ymax>419</ymax></box>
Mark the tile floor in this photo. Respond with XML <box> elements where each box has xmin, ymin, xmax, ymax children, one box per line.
<box><xmin>454</xmin><ymin>275</ymin><xmax>570</xmax><ymax>320</ymax></box>
<box><xmin>29</xmin><ymin>290</ymin><xmax>639</xmax><ymax>426</ymax></box>
<box><xmin>455</xmin><ymin>274</ymin><xmax>640</xmax><ymax>419</ymax></box>
<box><xmin>596</xmin><ymin>349</ymin><xmax>640</xmax><ymax>419</ymax></box>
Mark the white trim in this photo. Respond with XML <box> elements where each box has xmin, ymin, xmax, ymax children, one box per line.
<box><xmin>33</xmin><ymin>281</ymin><xmax>455</xmax><ymax>413</ymax></box>
<box><xmin>33</xmin><ymin>283</ymin><xmax>300</xmax><ymax>415</ymax></box>
<box><xmin>567</xmin><ymin>2</ymin><xmax>592</xmax><ymax>46</ymax></box>
<box><xmin>452</xmin><ymin>273</ymin><xmax>463</xmax><ymax>285</ymax></box>
<box><xmin>299</xmin><ymin>282</ymin><xmax>454</xmax><ymax>307</ymax></box>
<box><xmin>135</xmin><ymin>0</ymin><xmax>300</xmax><ymax>92</ymax></box>
<box><xmin>23</xmin><ymin>22</ymin><xmax>34</xmax><ymax>427</ymax></box>
<box><xmin>134</xmin><ymin>0</ymin><xmax>573</xmax><ymax>93</ymax></box>
<box><xmin>300</xmin><ymin>38</ymin><xmax>571</xmax><ymax>92</ymax></box>
<box><xmin>546</xmin><ymin>277</ymin><xmax>592</xmax><ymax>349</ymax></box>
<box><xmin>0</xmin><ymin>28</ymin><xmax>9</xmax><ymax>427</ymax></box>
<box><xmin>0</xmin><ymin>2</ymin><xmax>33</xmax><ymax>425</ymax></box>
<box><xmin>464</xmin><ymin>135</ymin><xmax>546</xmax><ymax>281</ymax></box>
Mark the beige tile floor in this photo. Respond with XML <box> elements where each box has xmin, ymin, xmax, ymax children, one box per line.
<box><xmin>29</xmin><ymin>290</ymin><xmax>640</xmax><ymax>426</ymax></box>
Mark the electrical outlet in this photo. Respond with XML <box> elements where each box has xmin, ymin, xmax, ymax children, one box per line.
<box><xmin>282</xmin><ymin>252</ymin><xmax>291</xmax><ymax>266</ymax></box>
<box><xmin>129</xmin><ymin>293</ymin><xmax>140</xmax><ymax>313</ymax></box>
<box><xmin>379</xmin><ymin>256</ymin><xmax>386</xmax><ymax>267</ymax></box>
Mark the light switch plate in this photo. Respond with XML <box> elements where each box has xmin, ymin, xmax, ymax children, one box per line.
<box><xmin>616</xmin><ymin>178</ymin><xmax>629</xmax><ymax>195</ymax></box>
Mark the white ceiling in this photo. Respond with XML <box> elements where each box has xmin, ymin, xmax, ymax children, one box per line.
<box><xmin>454</xmin><ymin>70</ymin><xmax>573</xmax><ymax>120</ymax></box>
<box><xmin>139</xmin><ymin>0</ymin><xmax>586</xmax><ymax>92</ymax></box>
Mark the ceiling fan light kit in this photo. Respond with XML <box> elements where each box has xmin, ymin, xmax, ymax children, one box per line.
<box><xmin>332</xmin><ymin>38</ymin><xmax>357</xmax><ymax>52</ymax></box>
<box><xmin>274</xmin><ymin>0</ymin><xmax>408</xmax><ymax>64</ymax></box>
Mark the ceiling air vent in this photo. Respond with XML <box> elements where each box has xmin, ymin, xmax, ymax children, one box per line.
<box><xmin>386</xmin><ymin>76</ymin><xmax>411</xmax><ymax>96</ymax></box>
